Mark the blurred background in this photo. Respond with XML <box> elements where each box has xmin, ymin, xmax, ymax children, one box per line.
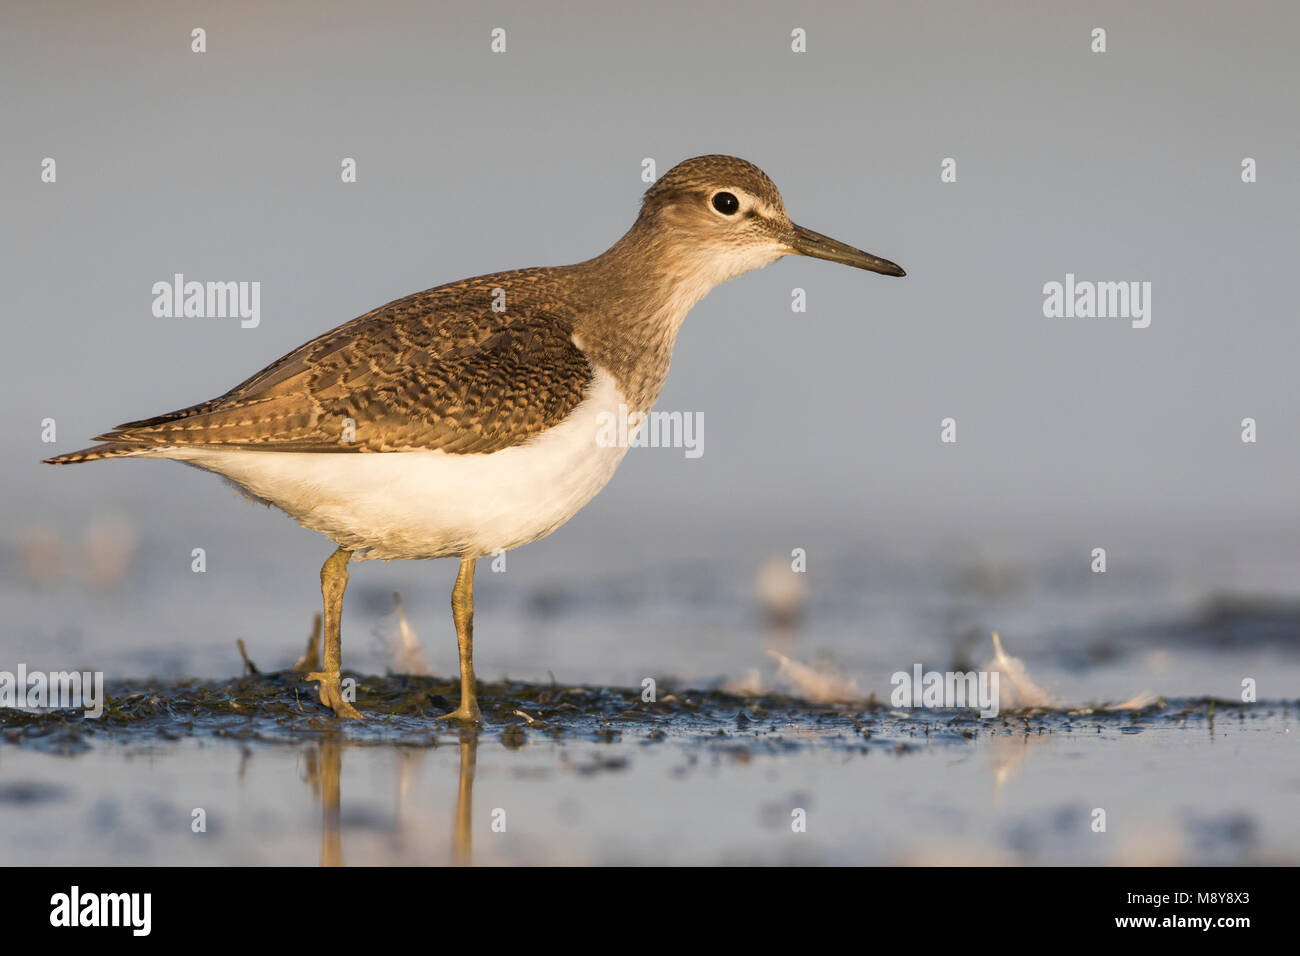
<box><xmin>3</xmin><ymin>0</ymin><xmax>1298</xmax><ymax>702</ymax></box>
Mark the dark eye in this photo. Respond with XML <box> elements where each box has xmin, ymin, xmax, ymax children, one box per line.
<box><xmin>711</xmin><ymin>191</ymin><xmax>739</xmax><ymax>215</ymax></box>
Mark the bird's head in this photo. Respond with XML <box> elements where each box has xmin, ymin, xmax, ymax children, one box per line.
<box><xmin>636</xmin><ymin>154</ymin><xmax>906</xmax><ymax>284</ymax></box>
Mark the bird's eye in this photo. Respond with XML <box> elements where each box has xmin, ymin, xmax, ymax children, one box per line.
<box><xmin>711</xmin><ymin>191</ymin><xmax>740</xmax><ymax>215</ymax></box>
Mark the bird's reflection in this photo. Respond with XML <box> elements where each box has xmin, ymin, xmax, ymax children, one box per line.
<box><xmin>302</xmin><ymin>733</ymin><xmax>344</xmax><ymax>866</ymax></box>
<box><xmin>452</xmin><ymin>730</ymin><xmax>476</xmax><ymax>866</ymax></box>
<box><xmin>302</xmin><ymin>729</ymin><xmax>479</xmax><ymax>866</ymax></box>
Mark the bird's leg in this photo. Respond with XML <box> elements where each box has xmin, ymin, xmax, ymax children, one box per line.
<box><xmin>306</xmin><ymin>547</ymin><xmax>363</xmax><ymax>719</ymax></box>
<box><xmin>437</xmin><ymin>557</ymin><xmax>481</xmax><ymax>723</ymax></box>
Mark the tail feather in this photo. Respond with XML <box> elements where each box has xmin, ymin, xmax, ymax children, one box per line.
<box><xmin>46</xmin><ymin>405</ymin><xmax>211</xmax><ymax>464</ymax></box>
<box><xmin>45</xmin><ymin>396</ymin><xmax>230</xmax><ymax>464</ymax></box>
<box><xmin>43</xmin><ymin>443</ymin><xmax>150</xmax><ymax>465</ymax></box>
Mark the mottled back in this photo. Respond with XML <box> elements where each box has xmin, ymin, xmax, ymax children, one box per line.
<box><xmin>85</xmin><ymin>271</ymin><xmax>596</xmax><ymax>457</ymax></box>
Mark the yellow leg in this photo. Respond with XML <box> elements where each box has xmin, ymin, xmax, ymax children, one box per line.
<box><xmin>306</xmin><ymin>547</ymin><xmax>363</xmax><ymax>719</ymax></box>
<box><xmin>437</xmin><ymin>557</ymin><xmax>481</xmax><ymax>723</ymax></box>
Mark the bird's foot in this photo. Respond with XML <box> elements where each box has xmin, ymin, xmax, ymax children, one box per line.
<box><xmin>435</xmin><ymin>699</ymin><xmax>481</xmax><ymax>724</ymax></box>
<box><xmin>305</xmin><ymin>671</ymin><xmax>365</xmax><ymax>719</ymax></box>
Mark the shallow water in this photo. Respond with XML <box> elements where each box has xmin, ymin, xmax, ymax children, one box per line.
<box><xmin>3</xmin><ymin>523</ymin><xmax>1298</xmax><ymax>865</ymax></box>
<box><xmin>0</xmin><ymin>674</ymin><xmax>1294</xmax><ymax>865</ymax></box>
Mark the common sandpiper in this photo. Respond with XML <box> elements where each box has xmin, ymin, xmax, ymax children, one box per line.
<box><xmin>45</xmin><ymin>154</ymin><xmax>906</xmax><ymax>721</ymax></box>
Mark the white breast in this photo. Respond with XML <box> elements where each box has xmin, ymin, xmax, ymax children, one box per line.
<box><xmin>157</xmin><ymin>368</ymin><xmax>636</xmax><ymax>561</ymax></box>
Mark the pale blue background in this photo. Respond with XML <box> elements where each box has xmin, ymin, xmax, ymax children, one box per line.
<box><xmin>3</xmin><ymin>0</ymin><xmax>1297</xmax><ymax>687</ymax></box>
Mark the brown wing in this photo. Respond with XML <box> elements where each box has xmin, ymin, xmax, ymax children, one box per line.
<box><xmin>94</xmin><ymin>279</ymin><xmax>595</xmax><ymax>455</ymax></box>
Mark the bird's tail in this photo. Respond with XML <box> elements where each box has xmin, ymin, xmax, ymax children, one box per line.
<box><xmin>43</xmin><ymin>443</ymin><xmax>150</xmax><ymax>465</ymax></box>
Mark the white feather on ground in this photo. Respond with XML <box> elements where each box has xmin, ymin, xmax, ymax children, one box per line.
<box><xmin>1079</xmin><ymin>691</ymin><xmax>1164</xmax><ymax>712</ymax></box>
<box><xmin>378</xmin><ymin>592</ymin><xmax>434</xmax><ymax>676</ymax></box>
<box><xmin>986</xmin><ymin>632</ymin><xmax>1159</xmax><ymax>713</ymax></box>
<box><xmin>723</xmin><ymin>632</ymin><xmax>1156</xmax><ymax>713</ymax></box>
<box><xmin>766</xmin><ymin>650</ymin><xmax>863</xmax><ymax>704</ymax></box>
<box><xmin>985</xmin><ymin>631</ymin><xmax>1057</xmax><ymax>709</ymax></box>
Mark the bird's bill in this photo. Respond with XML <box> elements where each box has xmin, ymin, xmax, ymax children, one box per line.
<box><xmin>785</xmin><ymin>224</ymin><xmax>906</xmax><ymax>277</ymax></box>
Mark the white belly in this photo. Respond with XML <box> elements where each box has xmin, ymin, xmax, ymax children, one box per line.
<box><xmin>155</xmin><ymin>369</ymin><xmax>635</xmax><ymax>560</ymax></box>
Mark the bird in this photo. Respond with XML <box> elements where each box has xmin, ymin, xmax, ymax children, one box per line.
<box><xmin>44</xmin><ymin>154</ymin><xmax>905</xmax><ymax>721</ymax></box>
